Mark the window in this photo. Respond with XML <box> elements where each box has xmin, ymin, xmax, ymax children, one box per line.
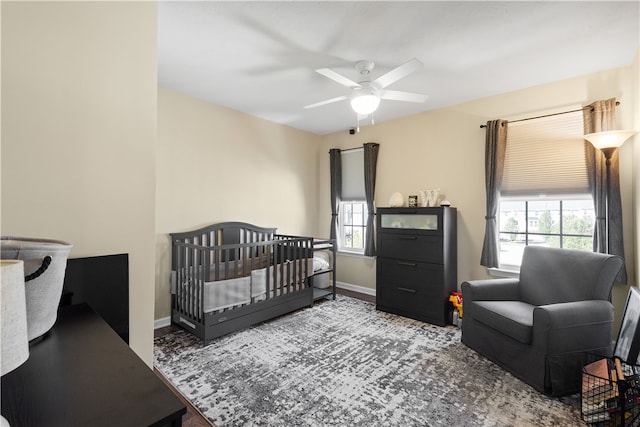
<box><xmin>499</xmin><ymin>197</ymin><xmax>595</xmax><ymax>268</ymax></box>
<box><xmin>497</xmin><ymin>109</ymin><xmax>595</xmax><ymax>269</ymax></box>
<box><xmin>338</xmin><ymin>148</ymin><xmax>366</xmax><ymax>253</ymax></box>
<box><xmin>339</xmin><ymin>201</ymin><xmax>368</xmax><ymax>253</ymax></box>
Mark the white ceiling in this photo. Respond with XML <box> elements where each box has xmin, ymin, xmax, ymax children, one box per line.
<box><xmin>158</xmin><ymin>1</ymin><xmax>640</xmax><ymax>136</ymax></box>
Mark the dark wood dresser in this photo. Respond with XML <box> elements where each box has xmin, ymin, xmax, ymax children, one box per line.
<box><xmin>376</xmin><ymin>207</ymin><xmax>457</xmax><ymax>326</ymax></box>
<box><xmin>1</xmin><ymin>304</ymin><xmax>186</xmax><ymax>427</ymax></box>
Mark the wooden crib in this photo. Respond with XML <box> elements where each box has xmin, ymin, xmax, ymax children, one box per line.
<box><xmin>170</xmin><ymin>222</ymin><xmax>315</xmax><ymax>344</ymax></box>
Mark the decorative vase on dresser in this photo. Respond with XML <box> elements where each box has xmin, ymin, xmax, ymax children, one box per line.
<box><xmin>376</xmin><ymin>207</ymin><xmax>457</xmax><ymax>326</ymax></box>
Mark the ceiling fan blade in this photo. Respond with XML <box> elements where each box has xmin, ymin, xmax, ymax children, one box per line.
<box><xmin>316</xmin><ymin>68</ymin><xmax>360</xmax><ymax>88</ymax></box>
<box><xmin>380</xmin><ymin>89</ymin><xmax>428</xmax><ymax>103</ymax></box>
<box><xmin>374</xmin><ymin>58</ymin><xmax>423</xmax><ymax>89</ymax></box>
<box><xmin>304</xmin><ymin>95</ymin><xmax>348</xmax><ymax>109</ymax></box>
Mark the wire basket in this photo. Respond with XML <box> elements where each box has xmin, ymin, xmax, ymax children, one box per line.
<box><xmin>582</xmin><ymin>354</ymin><xmax>640</xmax><ymax>426</ymax></box>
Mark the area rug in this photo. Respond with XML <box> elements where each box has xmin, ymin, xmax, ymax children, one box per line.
<box><xmin>154</xmin><ymin>295</ymin><xmax>585</xmax><ymax>427</ymax></box>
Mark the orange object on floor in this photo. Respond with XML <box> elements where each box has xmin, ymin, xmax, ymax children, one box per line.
<box><xmin>449</xmin><ymin>292</ymin><xmax>463</xmax><ymax>317</ymax></box>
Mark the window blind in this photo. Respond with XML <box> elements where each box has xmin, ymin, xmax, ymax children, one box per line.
<box><xmin>502</xmin><ymin>110</ymin><xmax>589</xmax><ymax>197</ymax></box>
<box><xmin>341</xmin><ymin>148</ymin><xmax>365</xmax><ymax>201</ymax></box>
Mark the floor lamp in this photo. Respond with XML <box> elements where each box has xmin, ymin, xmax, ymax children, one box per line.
<box><xmin>583</xmin><ymin>130</ymin><xmax>636</xmax><ymax>253</ymax></box>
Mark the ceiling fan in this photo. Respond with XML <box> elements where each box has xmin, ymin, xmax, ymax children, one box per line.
<box><xmin>304</xmin><ymin>58</ymin><xmax>428</xmax><ymax>116</ymax></box>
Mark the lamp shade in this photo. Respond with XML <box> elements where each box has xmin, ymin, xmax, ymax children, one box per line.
<box><xmin>583</xmin><ymin>130</ymin><xmax>637</xmax><ymax>150</ymax></box>
<box><xmin>1</xmin><ymin>260</ymin><xmax>29</xmax><ymax>376</ymax></box>
<box><xmin>350</xmin><ymin>83</ymin><xmax>380</xmax><ymax>115</ymax></box>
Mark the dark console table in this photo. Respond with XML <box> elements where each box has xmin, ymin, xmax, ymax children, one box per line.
<box><xmin>1</xmin><ymin>304</ymin><xmax>186</xmax><ymax>426</ymax></box>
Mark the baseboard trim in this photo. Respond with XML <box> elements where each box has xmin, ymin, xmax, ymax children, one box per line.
<box><xmin>155</xmin><ymin>316</ymin><xmax>171</xmax><ymax>330</ymax></box>
<box><xmin>154</xmin><ymin>283</ymin><xmax>376</xmax><ymax>329</ymax></box>
<box><xmin>336</xmin><ymin>281</ymin><xmax>376</xmax><ymax>297</ymax></box>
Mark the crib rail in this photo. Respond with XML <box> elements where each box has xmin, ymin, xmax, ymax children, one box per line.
<box><xmin>171</xmin><ymin>233</ymin><xmax>313</xmax><ymax>325</ymax></box>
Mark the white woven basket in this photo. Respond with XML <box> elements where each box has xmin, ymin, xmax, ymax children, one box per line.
<box><xmin>1</xmin><ymin>237</ymin><xmax>72</xmax><ymax>341</ymax></box>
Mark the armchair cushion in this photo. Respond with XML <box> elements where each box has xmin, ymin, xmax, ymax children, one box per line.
<box><xmin>520</xmin><ymin>246</ymin><xmax>624</xmax><ymax>305</ymax></box>
<box><xmin>473</xmin><ymin>301</ymin><xmax>534</xmax><ymax>344</ymax></box>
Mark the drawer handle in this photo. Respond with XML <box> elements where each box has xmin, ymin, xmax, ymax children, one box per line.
<box><xmin>397</xmin><ymin>287</ymin><xmax>417</xmax><ymax>293</ymax></box>
<box><xmin>397</xmin><ymin>261</ymin><xmax>417</xmax><ymax>268</ymax></box>
<box><xmin>398</xmin><ymin>236</ymin><xmax>418</xmax><ymax>240</ymax></box>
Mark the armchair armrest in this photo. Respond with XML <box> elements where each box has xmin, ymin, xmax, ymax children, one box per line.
<box><xmin>532</xmin><ymin>300</ymin><xmax>614</xmax><ymax>354</ymax></box>
<box><xmin>461</xmin><ymin>278</ymin><xmax>520</xmax><ymax>319</ymax></box>
<box><xmin>461</xmin><ymin>278</ymin><xmax>520</xmax><ymax>301</ymax></box>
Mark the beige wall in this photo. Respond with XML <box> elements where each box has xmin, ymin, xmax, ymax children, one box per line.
<box><xmin>619</xmin><ymin>48</ymin><xmax>640</xmax><ymax>328</ymax></box>
<box><xmin>1</xmin><ymin>2</ymin><xmax>158</xmax><ymax>366</ymax></box>
<box><xmin>155</xmin><ymin>88</ymin><xmax>321</xmax><ymax>319</ymax></box>
<box><xmin>318</xmin><ymin>65</ymin><xmax>638</xmax><ymax>323</ymax></box>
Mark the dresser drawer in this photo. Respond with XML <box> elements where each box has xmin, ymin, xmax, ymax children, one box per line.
<box><xmin>376</xmin><ymin>257</ymin><xmax>448</xmax><ymax>323</ymax></box>
<box><xmin>377</xmin><ymin>257</ymin><xmax>444</xmax><ymax>289</ymax></box>
<box><xmin>377</xmin><ymin>285</ymin><xmax>445</xmax><ymax>321</ymax></box>
<box><xmin>377</xmin><ymin>233</ymin><xmax>443</xmax><ymax>263</ymax></box>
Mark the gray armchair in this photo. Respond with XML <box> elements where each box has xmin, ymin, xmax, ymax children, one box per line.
<box><xmin>461</xmin><ymin>246</ymin><xmax>623</xmax><ymax>396</ymax></box>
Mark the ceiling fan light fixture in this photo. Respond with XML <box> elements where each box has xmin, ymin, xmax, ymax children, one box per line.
<box><xmin>307</xmin><ymin>58</ymin><xmax>425</xmax><ymax>118</ymax></box>
<box><xmin>350</xmin><ymin>84</ymin><xmax>380</xmax><ymax>115</ymax></box>
<box><xmin>350</xmin><ymin>94</ymin><xmax>380</xmax><ymax>115</ymax></box>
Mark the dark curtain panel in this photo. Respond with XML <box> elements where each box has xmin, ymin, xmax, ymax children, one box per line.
<box><xmin>329</xmin><ymin>149</ymin><xmax>342</xmax><ymax>241</ymax></box>
<box><xmin>363</xmin><ymin>143</ymin><xmax>380</xmax><ymax>257</ymax></box>
<box><xmin>480</xmin><ymin>120</ymin><xmax>508</xmax><ymax>267</ymax></box>
<box><xmin>584</xmin><ymin>98</ymin><xmax>626</xmax><ymax>283</ymax></box>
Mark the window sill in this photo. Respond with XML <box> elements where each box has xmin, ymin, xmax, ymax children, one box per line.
<box><xmin>337</xmin><ymin>250</ymin><xmax>373</xmax><ymax>259</ymax></box>
<box><xmin>488</xmin><ymin>267</ymin><xmax>520</xmax><ymax>279</ymax></box>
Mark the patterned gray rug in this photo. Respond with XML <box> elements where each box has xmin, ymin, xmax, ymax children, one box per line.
<box><xmin>154</xmin><ymin>295</ymin><xmax>585</xmax><ymax>426</ymax></box>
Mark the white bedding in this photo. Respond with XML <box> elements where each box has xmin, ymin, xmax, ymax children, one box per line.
<box><xmin>313</xmin><ymin>251</ymin><xmax>330</xmax><ymax>271</ymax></box>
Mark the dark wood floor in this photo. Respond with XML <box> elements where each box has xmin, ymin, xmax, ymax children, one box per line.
<box><xmin>155</xmin><ymin>367</ymin><xmax>213</xmax><ymax>427</ymax></box>
<box><xmin>154</xmin><ymin>287</ymin><xmax>375</xmax><ymax>427</ymax></box>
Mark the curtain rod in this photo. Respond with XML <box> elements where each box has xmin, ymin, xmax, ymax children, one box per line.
<box><xmin>479</xmin><ymin>101</ymin><xmax>620</xmax><ymax>128</ymax></box>
<box><xmin>328</xmin><ymin>146</ymin><xmax>363</xmax><ymax>153</ymax></box>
